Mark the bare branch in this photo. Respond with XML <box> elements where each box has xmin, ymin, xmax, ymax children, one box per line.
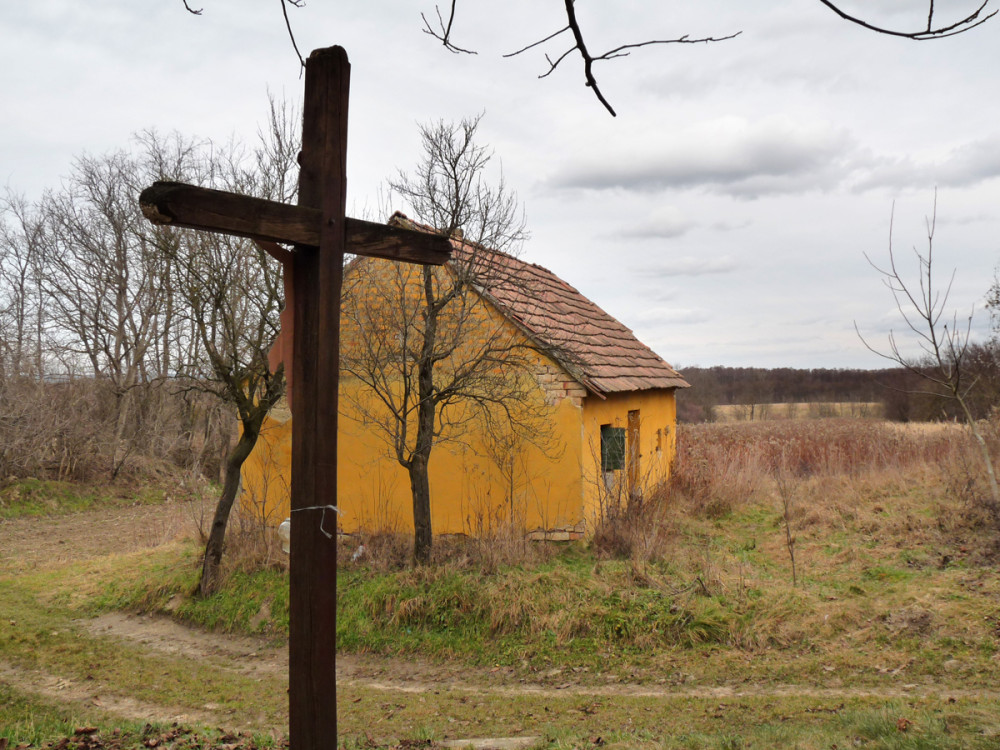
<box><xmin>503</xmin><ymin>26</ymin><xmax>571</xmax><ymax>58</ymax></box>
<box><xmin>182</xmin><ymin>0</ymin><xmax>203</xmax><ymax>15</ymax></box>
<box><xmin>539</xmin><ymin>48</ymin><xmax>576</xmax><ymax>80</ymax></box>
<box><xmin>280</xmin><ymin>0</ymin><xmax>307</xmax><ymax>71</ymax></box>
<box><xmin>421</xmin><ymin>1</ymin><xmax>478</xmax><ymax>55</ymax></box>
<box><xmin>597</xmin><ymin>32</ymin><xmax>743</xmax><ymax>61</ymax></box>
<box><xmin>511</xmin><ymin>0</ymin><xmax>741</xmax><ymax>117</ymax></box>
<box><xmin>816</xmin><ymin>0</ymin><xmax>996</xmax><ymax>39</ymax></box>
<box><xmin>563</xmin><ymin>0</ymin><xmax>615</xmax><ymax>116</ymax></box>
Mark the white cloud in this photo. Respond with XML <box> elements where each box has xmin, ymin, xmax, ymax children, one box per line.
<box><xmin>640</xmin><ymin>255</ymin><xmax>740</xmax><ymax>278</ymax></box>
<box><xmin>632</xmin><ymin>307</ymin><xmax>713</xmax><ymax>325</ymax></box>
<box><xmin>618</xmin><ymin>205</ymin><xmax>695</xmax><ymax>239</ymax></box>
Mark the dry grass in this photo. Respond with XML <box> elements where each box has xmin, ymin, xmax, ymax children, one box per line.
<box><xmin>338</xmin><ymin>520</ymin><xmax>557</xmax><ymax>574</ymax></box>
<box><xmin>591</xmin><ymin>484</ymin><xmax>677</xmax><ymax>561</ymax></box>
<box><xmin>668</xmin><ymin>418</ymin><xmax>964</xmax><ymax>518</ymax></box>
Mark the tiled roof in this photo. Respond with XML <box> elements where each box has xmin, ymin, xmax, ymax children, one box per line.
<box><xmin>389</xmin><ymin>213</ymin><xmax>690</xmax><ymax>397</ymax></box>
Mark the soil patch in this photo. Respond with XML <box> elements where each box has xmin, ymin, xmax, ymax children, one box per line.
<box><xmin>0</xmin><ymin>497</ymin><xmax>209</xmax><ymax>572</ymax></box>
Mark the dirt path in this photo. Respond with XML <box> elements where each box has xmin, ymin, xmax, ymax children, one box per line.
<box><xmin>79</xmin><ymin>611</ymin><xmax>1000</xmax><ymax>704</ymax></box>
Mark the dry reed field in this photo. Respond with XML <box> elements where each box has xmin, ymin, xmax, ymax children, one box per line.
<box><xmin>670</xmin><ymin>417</ymin><xmax>963</xmax><ymax>514</ymax></box>
<box><xmin>711</xmin><ymin>401</ymin><xmax>884</xmax><ymax>422</ymax></box>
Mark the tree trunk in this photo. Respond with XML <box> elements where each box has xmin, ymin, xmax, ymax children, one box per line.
<box><xmin>110</xmin><ymin>388</ymin><xmax>133</xmax><ymax>480</ymax></box>
<box><xmin>198</xmin><ymin>418</ymin><xmax>261</xmax><ymax>597</ymax></box>
<box><xmin>409</xmin><ymin>456</ymin><xmax>433</xmax><ymax>564</ymax></box>
<box><xmin>408</xmin><ymin>266</ymin><xmax>440</xmax><ymax>565</ymax></box>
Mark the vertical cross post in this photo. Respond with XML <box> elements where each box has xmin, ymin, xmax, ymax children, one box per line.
<box><xmin>289</xmin><ymin>45</ymin><xmax>349</xmax><ymax>746</ymax></box>
<box><xmin>137</xmin><ymin>43</ymin><xmax>451</xmax><ymax>747</ymax></box>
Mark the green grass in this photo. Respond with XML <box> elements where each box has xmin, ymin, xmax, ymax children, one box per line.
<box><xmin>0</xmin><ymin>685</ymin><xmax>280</xmax><ymax>750</ymax></box>
<box><xmin>90</xmin><ymin>544</ymin><xmax>290</xmax><ymax>636</ymax></box>
<box><xmin>336</xmin><ymin>556</ymin><xmax>742</xmax><ymax>668</ymax></box>
<box><xmin>0</xmin><ymin>547</ymin><xmax>289</xmax><ymax>745</ymax></box>
<box><xmin>0</xmin><ymin>582</ymin><xmax>285</xmax><ymax>725</ymax></box>
<box><xmin>0</xmin><ymin>682</ymin><xmax>136</xmax><ymax>746</ymax></box>
<box><xmin>0</xmin><ymin>477</ymin><xmax>171</xmax><ymax>519</ymax></box>
<box><xmin>334</xmin><ymin>687</ymin><xmax>1000</xmax><ymax>749</ymax></box>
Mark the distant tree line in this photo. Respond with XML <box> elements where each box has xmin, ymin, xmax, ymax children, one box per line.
<box><xmin>678</xmin><ymin>350</ymin><xmax>1000</xmax><ymax>423</ymax></box>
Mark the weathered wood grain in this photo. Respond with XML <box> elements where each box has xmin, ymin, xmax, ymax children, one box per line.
<box><xmin>139</xmin><ymin>182</ymin><xmax>451</xmax><ymax>265</ymax></box>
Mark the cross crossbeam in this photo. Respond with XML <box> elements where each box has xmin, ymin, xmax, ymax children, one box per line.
<box><xmin>139</xmin><ymin>181</ymin><xmax>451</xmax><ymax>265</ymax></box>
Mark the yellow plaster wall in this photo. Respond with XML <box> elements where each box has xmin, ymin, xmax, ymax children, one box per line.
<box><xmin>240</xmin><ymin>379</ymin><xmax>585</xmax><ymax>535</ymax></box>
<box><xmin>336</xmin><ymin>386</ymin><xmax>584</xmax><ymax>535</ymax></box>
<box><xmin>243</xmin><ymin>385</ymin><xmax>680</xmax><ymax>536</ymax></box>
<box><xmin>240</xmin><ymin>406</ymin><xmax>293</xmax><ymax>523</ymax></box>
<box><xmin>580</xmin><ymin>389</ymin><xmax>679</xmax><ymax>521</ymax></box>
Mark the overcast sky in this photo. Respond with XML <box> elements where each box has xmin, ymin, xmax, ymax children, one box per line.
<box><xmin>3</xmin><ymin>0</ymin><xmax>999</xmax><ymax>370</ymax></box>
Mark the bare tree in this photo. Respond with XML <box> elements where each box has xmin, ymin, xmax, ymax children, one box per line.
<box><xmin>16</xmin><ymin>97</ymin><xmax>297</xmax><ymax>590</ymax></box>
<box><xmin>169</xmin><ymin>231</ymin><xmax>286</xmax><ymax>595</ymax></box>
<box><xmin>165</xmin><ymin>100</ymin><xmax>300</xmax><ymax>596</ymax></box>
<box><xmin>340</xmin><ymin>115</ymin><xmax>556</xmax><ymax>564</ymax></box>
<box><xmin>39</xmin><ymin>143</ymin><xmax>199</xmax><ymax>476</ymax></box>
<box><xmin>0</xmin><ymin>190</ymin><xmax>47</xmax><ymax>379</ymax></box>
<box><xmin>857</xmin><ymin>194</ymin><xmax>1000</xmax><ymax>514</ymax></box>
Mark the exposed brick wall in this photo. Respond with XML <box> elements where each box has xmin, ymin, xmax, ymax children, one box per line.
<box><xmin>536</xmin><ymin>363</ymin><xmax>586</xmax><ymax>407</ymax></box>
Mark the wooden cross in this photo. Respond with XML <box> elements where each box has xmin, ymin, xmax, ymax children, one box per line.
<box><xmin>138</xmin><ymin>45</ymin><xmax>451</xmax><ymax>748</ymax></box>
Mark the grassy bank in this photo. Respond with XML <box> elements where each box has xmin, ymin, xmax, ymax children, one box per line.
<box><xmin>0</xmin><ymin>477</ymin><xmax>177</xmax><ymax>519</ymax></box>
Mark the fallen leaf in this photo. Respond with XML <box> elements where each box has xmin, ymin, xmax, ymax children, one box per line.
<box><xmin>897</xmin><ymin>717</ymin><xmax>912</xmax><ymax>732</ymax></box>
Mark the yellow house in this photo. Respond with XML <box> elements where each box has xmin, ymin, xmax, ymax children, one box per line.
<box><xmin>241</xmin><ymin>214</ymin><xmax>689</xmax><ymax>539</ymax></box>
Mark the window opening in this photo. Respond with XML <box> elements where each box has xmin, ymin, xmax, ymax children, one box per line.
<box><xmin>600</xmin><ymin>424</ymin><xmax>625</xmax><ymax>472</ymax></box>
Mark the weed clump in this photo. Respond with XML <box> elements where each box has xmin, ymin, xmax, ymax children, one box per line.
<box><xmin>591</xmin><ymin>483</ymin><xmax>676</xmax><ymax>561</ymax></box>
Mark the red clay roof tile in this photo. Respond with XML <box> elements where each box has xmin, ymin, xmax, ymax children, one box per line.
<box><xmin>389</xmin><ymin>212</ymin><xmax>689</xmax><ymax>396</ymax></box>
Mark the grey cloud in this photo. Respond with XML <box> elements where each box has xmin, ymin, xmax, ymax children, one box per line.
<box><xmin>710</xmin><ymin>218</ymin><xmax>752</xmax><ymax>232</ymax></box>
<box><xmin>640</xmin><ymin>286</ymin><xmax>680</xmax><ymax>304</ymax></box>
<box><xmin>552</xmin><ymin>119</ymin><xmax>856</xmax><ymax>199</ymax></box>
<box><xmin>616</xmin><ymin>209</ymin><xmax>751</xmax><ymax>240</ymax></box>
<box><xmin>642</xmin><ymin>51</ymin><xmax>860</xmax><ymax>100</ymax></box>
<box><xmin>937</xmin><ymin>212</ymin><xmax>997</xmax><ymax>227</ymax></box>
<box><xmin>855</xmin><ymin>135</ymin><xmax>1000</xmax><ymax>192</ymax></box>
